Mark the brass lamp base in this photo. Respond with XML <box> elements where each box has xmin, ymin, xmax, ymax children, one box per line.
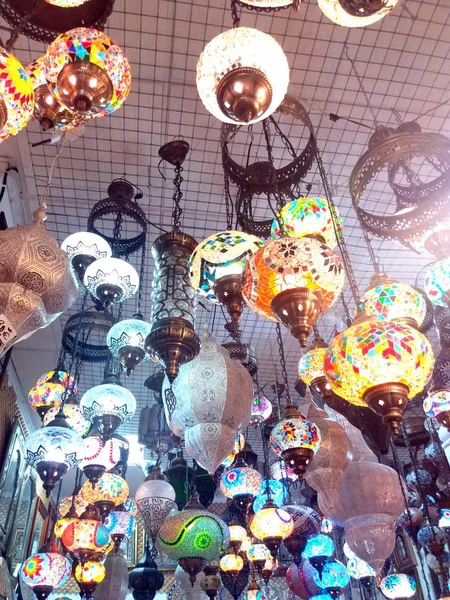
<box><xmin>283</xmin><ymin>533</ymin><xmax>308</xmax><ymax>566</ymax></box>
<box><xmin>436</xmin><ymin>410</ymin><xmax>450</xmax><ymax>431</ymax></box>
<box><xmin>179</xmin><ymin>557</ymin><xmax>206</xmax><ymax>586</ymax></box>
<box><xmin>0</xmin><ymin>99</ymin><xmax>7</xmax><ymax>131</ymax></box>
<box><xmin>217</xmin><ymin>67</ymin><xmax>273</xmax><ymax>123</ymax></box>
<box><xmin>32</xmin><ymin>586</ymin><xmax>53</xmax><ymax>600</ymax></box>
<box><xmin>363</xmin><ymin>382</ymin><xmax>409</xmax><ymax>436</ymax></box>
<box><xmin>271</xmin><ymin>288</ymin><xmax>322</xmax><ymax>347</ymax></box>
<box><xmin>215</xmin><ymin>274</ymin><xmax>245</xmax><ymax>337</ymax></box>
<box><xmin>310</xmin><ymin>375</ymin><xmax>334</xmax><ymax>401</ymax></box>
<box><xmin>95</xmin><ymin>500</ymin><xmax>115</xmax><ymax>520</ymax></box>
<box><xmin>146</xmin><ymin>317</ymin><xmax>200</xmax><ymax>383</ymax></box>
<box><xmin>339</xmin><ymin>0</ymin><xmax>387</xmax><ymax>17</ymax></box>
<box><xmin>263</xmin><ymin>536</ymin><xmax>282</xmax><ymax>559</ymax></box>
<box><xmin>57</xmin><ymin>62</ymin><xmax>113</xmax><ymax>114</ymax></box>
<box><xmin>281</xmin><ymin>446</ymin><xmax>314</xmax><ymax>478</ymax></box>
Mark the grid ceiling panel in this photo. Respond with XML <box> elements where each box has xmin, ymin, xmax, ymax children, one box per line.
<box><xmin>4</xmin><ymin>0</ymin><xmax>449</xmax><ymax>440</ymax></box>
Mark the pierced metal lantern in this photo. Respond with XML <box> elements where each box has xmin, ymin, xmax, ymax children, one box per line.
<box><xmin>146</xmin><ymin>231</ymin><xmax>200</xmax><ymax>383</ymax></box>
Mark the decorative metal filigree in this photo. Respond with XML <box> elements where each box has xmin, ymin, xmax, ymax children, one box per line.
<box><xmin>62</xmin><ymin>309</ymin><xmax>116</xmax><ymax>363</ymax></box>
<box><xmin>136</xmin><ymin>496</ymin><xmax>176</xmax><ymax>542</ymax></box>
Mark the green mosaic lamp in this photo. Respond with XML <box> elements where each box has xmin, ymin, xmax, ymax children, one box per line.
<box><xmin>157</xmin><ymin>489</ymin><xmax>229</xmax><ymax>585</ymax></box>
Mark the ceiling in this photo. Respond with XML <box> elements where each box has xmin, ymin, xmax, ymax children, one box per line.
<box><xmin>3</xmin><ymin>0</ymin><xmax>450</xmax><ymax>445</ymax></box>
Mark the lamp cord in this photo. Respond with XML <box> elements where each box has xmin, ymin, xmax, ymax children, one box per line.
<box><xmin>39</xmin><ymin>133</ymin><xmax>67</xmax><ymax>209</ymax></box>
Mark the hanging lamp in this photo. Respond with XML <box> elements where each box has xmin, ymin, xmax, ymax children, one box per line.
<box><xmin>135</xmin><ymin>465</ymin><xmax>176</xmax><ymax>551</ymax></box>
<box><xmin>298</xmin><ymin>334</ymin><xmax>332</xmax><ymax>401</ymax></box>
<box><xmin>196</xmin><ymin>11</ymin><xmax>289</xmax><ymax>126</ymax></box>
<box><xmin>107</xmin><ymin>315</ymin><xmax>151</xmax><ymax>375</ymax></box>
<box><xmin>146</xmin><ymin>141</ymin><xmax>200</xmax><ymax>383</ymax></box>
<box><xmin>220</xmin><ymin>551</ymin><xmax>245</xmax><ymax>578</ymax></box>
<box><xmin>0</xmin><ymin>46</ymin><xmax>34</xmax><ymax>142</ymax></box>
<box><xmin>379</xmin><ymin>574</ymin><xmax>417</xmax><ymax>599</ymax></box>
<box><xmin>247</xmin><ymin>544</ymin><xmax>271</xmax><ymax>573</ymax></box>
<box><xmin>250</xmin><ymin>393</ymin><xmax>273</xmax><ymax>427</ymax></box>
<box><xmin>46</xmin><ymin>0</ymin><xmax>89</xmax><ymax>5</ymax></box>
<box><xmin>61</xmin><ymin>504</ymin><xmax>111</xmax><ymax>563</ymax></box>
<box><xmin>283</xmin><ymin>505</ymin><xmax>322</xmax><ymax>566</ymax></box>
<box><xmin>249</xmin><ymin>499</ymin><xmax>293</xmax><ymax>558</ymax></box>
<box><xmin>79</xmin><ymin>434</ymin><xmax>121</xmax><ymax>485</ymax></box>
<box><xmin>61</xmin><ymin>231</ymin><xmax>112</xmax><ymax>282</ymax></box>
<box><xmin>20</xmin><ymin>540</ymin><xmax>71</xmax><ymax>600</ymax></box>
<box><xmin>302</xmin><ymin>534</ymin><xmax>335</xmax><ymax>575</ymax></box>
<box><xmin>45</xmin><ymin>27</ymin><xmax>131</xmax><ymax>118</ymax></box>
<box><xmin>424</xmin><ymin>389</ymin><xmax>450</xmax><ymax>431</ymax></box>
<box><xmin>82</xmin><ymin>473</ymin><xmax>129</xmax><ymax>519</ymax></box>
<box><xmin>28</xmin><ymin>369</ymin><xmax>77</xmax><ymax>419</ymax></box>
<box><xmin>201</xmin><ymin>565</ymin><xmax>222</xmax><ymax>600</ymax></box>
<box><xmin>220</xmin><ymin>453</ymin><xmax>262</xmax><ymax>517</ymax></box>
<box><xmin>84</xmin><ymin>256</ymin><xmax>139</xmax><ymax>306</ymax></box>
<box><xmin>312</xmin><ymin>559</ymin><xmax>350</xmax><ymax>598</ymax></box>
<box><xmin>74</xmin><ymin>561</ymin><xmax>106</xmax><ymax>599</ymax></box>
<box><xmin>317</xmin><ymin>0</ymin><xmax>398</xmax><ymax>27</ymax></box>
<box><xmin>229</xmin><ymin>523</ymin><xmax>248</xmax><ymax>554</ymax></box>
<box><xmin>104</xmin><ymin>506</ymin><xmax>136</xmax><ymax>550</ymax></box>
<box><xmin>129</xmin><ymin>541</ymin><xmax>165</xmax><ymax>600</ymax></box>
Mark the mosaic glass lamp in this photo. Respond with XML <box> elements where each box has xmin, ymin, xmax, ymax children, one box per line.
<box><xmin>43</xmin><ymin>396</ymin><xmax>90</xmax><ymax>438</ymax></box>
<box><xmin>283</xmin><ymin>505</ymin><xmax>322</xmax><ymax>565</ymax></box>
<box><xmin>324</xmin><ymin>315</ymin><xmax>434</xmax><ymax>434</ymax></box>
<box><xmin>270</xmin><ymin>460</ymin><xmax>297</xmax><ymax>482</ymax></box>
<box><xmin>61</xmin><ymin>231</ymin><xmax>111</xmax><ymax>281</ymax></box>
<box><xmin>247</xmin><ymin>543</ymin><xmax>272</xmax><ymax>572</ymax></box>
<box><xmin>220</xmin><ymin>454</ymin><xmax>262</xmax><ymax>516</ymax></box>
<box><xmin>228</xmin><ymin>523</ymin><xmax>248</xmax><ymax>554</ymax></box>
<box><xmin>298</xmin><ymin>335</ymin><xmax>331</xmax><ymax>401</ymax></box>
<box><xmin>0</xmin><ymin>47</ymin><xmax>33</xmax><ymax>142</ymax></box>
<box><xmin>44</xmin><ymin>27</ymin><xmax>131</xmax><ymax>118</ymax></box>
<box><xmin>312</xmin><ymin>560</ymin><xmax>350</xmax><ymax>598</ymax></box>
<box><xmin>80</xmin><ymin>381</ymin><xmax>137</xmax><ymax>437</ymax></box>
<box><xmin>82</xmin><ymin>473</ymin><xmax>129</xmax><ymax>519</ymax></box>
<box><xmin>302</xmin><ymin>534</ymin><xmax>335</xmax><ymax>574</ymax></box>
<box><xmin>271</xmin><ymin>197</ymin><xmax>343</xmax><ymax>249</ymax></box>
<box><xmin>249</xmin><ymin>500</ymin><xmax>294</xmax><ymax>558</ymax></box>
<box><xmin>61</xmin><ymin>508</ymin><xmax>111</xmax><ymax>562</ymax></box>
<box><xmin>28</xmin><ymin>370</ymin><xmax>77</xmax><ymax>418</ymax></box>
<box><xmin>359</xmin><ymin>273</ymin><xmax>426</xmax><ymax>329</ymax></box>
<box><xmin>107</xmin><ymin>316</ymin><xmax>151</xmax><ymax>375</ymax></box>
<box><xmin>196</xmin><ymin>27</ymin><xmax>289</xmax><ymax>124</ymax></box>
<box><xmin>242</xmin><ymin>237</ymin><xmax>344</xmax><ymax>346</ymax></box>
<box><xmin>250</xmin><ymin>394</ymin><xmax>273</xmax><ymax>427</ymax></box>
<box><xmin>135</xmin><ymin>465</ymin><xmax>176</xmax><ymax>546</ymax></box>
<box><xmin>79</xmin><ymin>434</ymin><xmax>121</xmax><ymax>484</ymax></box>
<box><xmin>104</xmin><ymin>509</ymin><xmax>136</xmax><ymax>549</ymax></box>
<box><xmin>379</xmin><ymin>574</ymin><xmax>417</xmax><ymax>599</ymax></box>
<box><xmin>424</xmin><ymin>389</ymin><xmax>450</xmax><ymax>431</ymax></box>
<box><xmin>253</xmin><ymin>479</ymin><xmax>288</xmax><ymax>512</ymax></box>
<box><xmin>45</xmin><ymin>0</ymin><xmax>89</xmax><ymax>5</ymax></box>
<box><xmin>317</xmin><ymin>0</ymin><xmax>398</xmax><ymax>27</ymax></box>
<box><xmin>74</xmin><ymin>560</ymin><xmax>106</xmax><ymax>599</ymax></box>
<box><xmin>84</xmin><ymin>257</ymin><xmax>139</xmax><ymax>306</ymax></box>
<box><xmin>158</xmin><ymin>491</ymin><xmax>229</xmax><ymax>585</ymax></box>
<box><xmin>59</xmin><ymin>494</ymin><xmax>88</xmax><ymax>518</ymax></box>
<box><xmin>25</xmin><ymin>419</ymin><xmax>84</xmax><ymax>495</ymax></box>
<box><xmin>20</xmin><ymin>545</ymin><xmax>71</xmax><ymax>600</ymax></box>
<box><xmin>343</xmin><ymin>543</ymin><xmax>376</xmax><ymax>581</ymax></box>
<box><xmin>269</xmin><ymin>403</ymin><xmax>321</xmax><ymax>477</ymax></box>
<box><xmin>425</xmin><ymin>258</ymin><xmax>450</xmax><ymax>307</ymax></box>
<box><xmin>220</xmin><ymin>552</ymin><xmax>244</xmax><ymax>577</ymax></box>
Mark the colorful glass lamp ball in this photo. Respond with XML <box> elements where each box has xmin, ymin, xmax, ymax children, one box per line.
<box><xmin>312</xmin><ymin>560</ymin><xmax>350</xmax><ymax>598</ymax></box>
<box><xmin>250</xmin><ymin>394</ymin><xmax>273</xmax><ymax>426</ymax></box>
<box><xmin>28</xmin><ymin>370</ymin><xmax>77</xmax><ymax>418</ymax></box>
<box><xmin>20</xmin><ymin>550</ymin><xmax>71</xmax><ymax>600</ymax></box>
<box><xmin>424</xmin><ymin>389</ymin><xmax>450</xmax><ymax>430</ymax></box>
<box><xmin>379</xmin><ymin>574</ymin><xmax>417</xmax><ymax>599</ymax></box>
<box><xmin>0</xmin><ymin>47</ymin><xmax>34</xmax><ymax>143</ymax></box>
<box><xmin>271</xmin><ymin>196</ymin><xmax>343</xmax><ymax>250</ymax></box>
<box><xmin>44</xmin><ymin>27</ymin><xmax>131</xmax><ymax>119</ymax></box>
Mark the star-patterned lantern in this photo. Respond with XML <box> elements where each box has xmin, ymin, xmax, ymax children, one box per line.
<box><xmin>0</xmin><ymin>47</ymin><xmax>34</xmax><ymax>142</ymax></box>
<box><xmin>20</xmin><ymin>544</ymin><xmax>71</xmax><ymax>600</ymax></box>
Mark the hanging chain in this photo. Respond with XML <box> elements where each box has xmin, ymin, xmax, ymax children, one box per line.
<box><xmin>269</xmin><ymin>116</ymin><xmax>298</xmax><ymax>160</ymax></box>
<box><xmin>111</xmin><ymin>211</ymin><xmax>123</xmax><ymax>257</ymax></box>
<box><xmin>275</xmin><ymin>323</ymin><xmax>291</xmax><ymax>403</ymax></box>
<box><xmin>136</xmin><ymin>236</ymin><xmax>147</xmax><ymax>315</ymax></box>
<box><xmin>344</xmin><ymin>43</ymin><xmax>380</xmax><ymax>130</ymax></box>
<box><xmin>223</xmin><ymin>165</ymin><xmax>234</xmax><ymax>230</ymax></box>
<box><xmin>230</xmin><ymin>0</ymin><xmax>240</xmax><ymax>27</ymax></box>
<box><xmin>262</xmin><ymin>119</ymin><xmax>286</xmax><ymax>234</ymax></box>
<box><xmin>172</xmin><ymin>162</ymin><xmax>184</xmax><ymax>232</ymax></box>
<box><xmin>314</xmin><ymin>139</ymin><xmax>360</xmax><ymax>307</ymax></box>
<box><xmin>361</xmin><ymin>227</ymin><xmax>383</xmax><ymax>273</ymax></box>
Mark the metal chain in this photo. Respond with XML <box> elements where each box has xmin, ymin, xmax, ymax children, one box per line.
<box><xmin>314</xmin><ymin>138</ymin><xmax>360</xmax><ymax>306</ymax></box>
<box><xmin>269</xmin><ymin>116</ymin><xmax>298</xmax><ymax>160</ymax></box>
<box><xmin>262</xmin><ymin>119</ymin><xmax>286</xmax><ymax>234</ymax></box>
<box><xmin>390</xmin><ymin>439</ymin><xmax>434</xmax><ymax>600</ymax></box>
<box><xmin>223</xmin><ymin>164</ymin><xmax>234</xmax><ymax>230</ymax></box>
<box><xmin>172</xmin><ymin>163</ymin><xmax>184</xmax><ymax>231</ymax></box>
<box><xmin>136</xmin><ymin>236</ymin><xmax>147</xmax><ymax>315</ymax></box>
<box><xmin>275</xmin><ymin>323</ymin><xmax>291</xmax><ymax>403</ymax></box>
<box><xmin>344</xmin><ymin>43</ymin><xmax>380</xmax><ymax>130</ymax></box>
<box><xmin>361</xmin><ymin>227</ymin><xmax>383</xmax><ymax>273</ymax></box>
<box><xmin>111</xmin><ymin>211</ymin><xmax>123</xmax><ymax>257</ymax></box>
<box><xmin>230</xmin><ymin>0</ymin><xmax>240</xmax><ymax>27</ymax></box>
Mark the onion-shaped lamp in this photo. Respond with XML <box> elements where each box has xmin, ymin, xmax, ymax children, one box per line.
<box><xmin>312</xmin><ymin>560</ymin><xmax>350</xmax><ymax>598</ymax></box>
<box><xmin>20</xmin><ymin>542</ymin><xmax>71</xmax><ymax>600</ymax></box>
<box><xmin>74</xmin><ymin>561</ymin><xmax>106</xmax><ymax>598</ymax></box>
<box><xmin>247</xmin><ymin>543</ymin><xmax>271</xmax><ymax>573</ymax></box>
<box><xmin>129</xmin><ymin>541</ymin><xmax>165</xmax><ymax>600</ymax></box>
<box><xmin>271</xmin><ymin>197</ymin><xmax>343</xmax><ymax>250</ymax></box>
<box><xmin>107</xmin><ymin>315</ymin><xmax>151</xmax><ymax>375</ymax></box>
<box><xmin>250</xmin><ymin>394</ymin><xmax>273</xmax><ymax>427</ymax></box>
<box><xmin>317</xmin><ymin>0</ymin><xmax>398</xmax><ymax>27</ymax></box>
<box><xmin>220</xmin><ymin>454</ymin><xmax>262</xmax><ymax>517</ymax></box>
<box><xmin>79</xmin><ymin>434</ymin><xmax>121</xmax><ymax>484</ymax></box>
<box><xmin>424</xmin><ymin>389</ymin><xmax>450</xmax><ymax>431</ymax></box>
<box><xmin>298</xmin><ymin>335</ymin><xmax>332</xmax><ymax>401</ymax></box>
<box><xmin>0</xmin><ymin>47</ymin><xmax>33</xmax><ymax>142</ymax></box>
<box><xmin>324</xmin><ymin>314</ymin><xmax>434</xmax><ymax>434</ymax></box>
<box><xmin>82</xmin><ymin>473</ymin><xmax>129</xmax><ymax>519</ymax></box>
<box><xmin>45</xmin><ymin>27</ymin><xmax>131</xmax><ymax>118</ymax></box>
<box><xmin>425</xmin><ymin>258</ymin><xmax>450</xmax><ymax>307</ymax></box>
<box><xmin>220</xmin><ymin>551</ymin><xmax>244</xmax><ymax>578</ymax></box>
<box><xmin>189</xmin><ymin>230</ymin><xmax>263</xmax><ymax>334</ymax></box>
<box><xmin>84</xmin><ymin>257</ymin><xmax>139</xmax><ymax>306</ymax></box>
<box><xmin>379</xmin><ymin>574</ymin><xmax>417</xmax><ymax>599</ymax></box>
<box><xmin>229</xmin><ymin>523</ymin><xmax>248</xmax><ymax>554</ymax></box>
<box><xmin>302</xmin><ymin>534</ymin><xmax>335</xmax><ymax>575</ymax></box>
<box><xmin>242</xmin><ymin>237</ymin><xmax>344</xmax><ymax>346</ymax></box>
<box><xmin>269</xmin><ymin>402</ymin><xmax>321</xmax><ymax>477</ymax></box>
<box><xmin>135</xmin><ymin>465</ymin><xmax>176</xmax><ymax>547</ymax></box>
<box><xmin>61</xmin><ymin>505</ymin><xmax>111</xmax><ymax>563</ymax></box>
<box><xmin>158</xmin><ymin>491</ymin><xmax>229</xmax><ymax>585</ymax></box>
<box><xmin>80</xmin><ymin>380</ymin><xmax>136</xmax><ymax>437</ymax></box>
<box><xmin>196</xmin><ymin>27</ymin><xmax>289</xmax><ymax>125</ymax></box>
<box><xmin>249</xmin><ymin>500</ymin><xmax>293</xmax><ymax>558</ymax></box>
<box><xmin>61</xmin><ymin>231</ymin><xmax>111</xmax><ymax>281</ymax></box>
<box><xmin>417</xmin><ymin>520</ymin><xmax>448</xmax><ymax>556</ymax></box>
<box><xmin>359</xmin><ymin>273</ymin><xmax>426</xmax><ymax>329</ymax></box>
<box><xmin>25</xmin><ymin>414</ymin><xmax>84</xmax><ymax>495</ymax></box>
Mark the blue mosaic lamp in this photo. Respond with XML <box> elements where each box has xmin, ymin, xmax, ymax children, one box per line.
<box><xmin>107</xmin><ymin>315</ymin><xmax>151</xmax><ymax>375</ymax></box>
<box><xmin>312</xmin><ymin>560</ymin><xmax>350</xmax><ymax>598</ymax></box>
<box><xmin>302</xmin><ymin>534</ymin><xmax>334</xmax><ymax>575</ymax></box>
<box><xmin>380</xmin><ymin>574</ymin><xmax>417</xmax><ymax>599</ymax></box>
<box><xmin>252</xmin><ymin>479</ymin><xmax>288</xmax><ymax>512</ymax></box>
